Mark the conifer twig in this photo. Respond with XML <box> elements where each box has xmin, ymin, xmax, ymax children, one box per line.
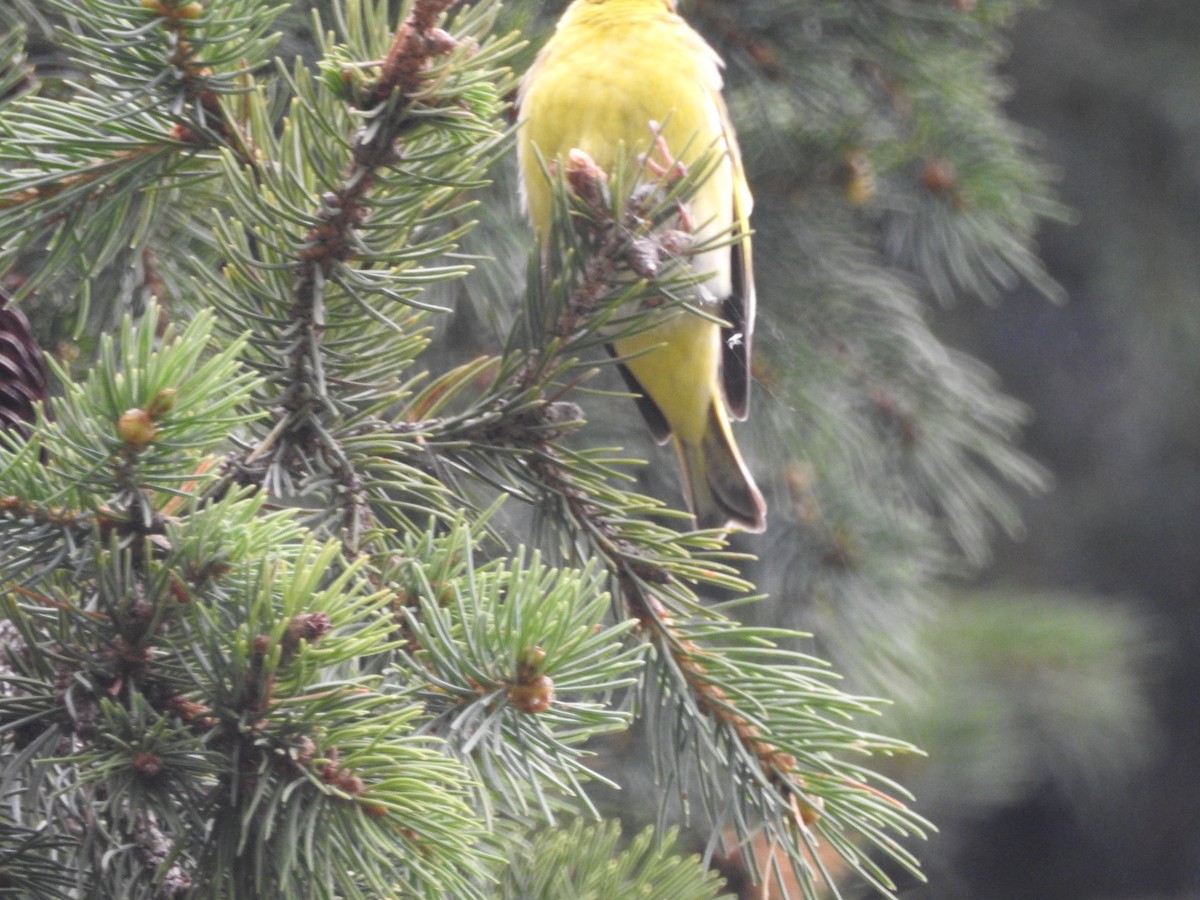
<box><xmin>457</xmin><ymin>150</ymin><xmax>829</xmax><ymax>817</ymax></box>
<box><xmin>255</xmin><ymin>0</ymin><xmax>464</xmax><ymax>550</ymax></box>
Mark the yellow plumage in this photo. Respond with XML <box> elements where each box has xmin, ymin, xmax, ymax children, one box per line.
<box><xmin>518</xmin><ymin>0</ymin><xmax>766</xmax><ymax>533</ymax></box>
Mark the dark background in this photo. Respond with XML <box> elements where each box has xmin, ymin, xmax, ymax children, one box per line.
<box><xmin>941</xmin><ymin>1</ymin><xmax>1200</xmax><ymax>896</ymax></box>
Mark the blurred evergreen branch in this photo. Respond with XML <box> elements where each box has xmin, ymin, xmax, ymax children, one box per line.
<box><xmin>888</xmin><ymin>589</ymin><xmax>1155</xmax><ymax>812</ymax></box>
<box><xmin>0</xmin><ymin>0</ymin><xmax>1101</xmax><ymax>897</ymax></box>
<box><xmin>498</xmin><ymin>820</ymin><xmax>729</xmax><ymax>900</ymax></box>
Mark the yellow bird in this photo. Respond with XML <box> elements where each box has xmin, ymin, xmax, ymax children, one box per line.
<box><xmin>517</xmin><ymin>0</ymin><xmax>767</xmax><ymax>533</ymax></box>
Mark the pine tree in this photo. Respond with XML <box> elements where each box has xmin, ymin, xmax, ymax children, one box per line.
<box><xmin>0</xmin><ymin>1</ymin><xmax>1067</xmax><ymax>897</ymax></box>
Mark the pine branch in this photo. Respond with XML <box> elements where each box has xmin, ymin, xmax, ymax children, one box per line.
<box><xmin>0</xmin><ymin>0</ymin><xmax>281</xmax><ymax>301</ymax></box>
<box><xmin>0</xmin><ymin>818</ymin><xmax>79</xmax><ymax>899</ymax></box>
<box><xmin>396</xmin><ymin>522</ymin><xmax>644</xmax><ymax>820</ymax></box>
<box><xmin>182</xmin><ymin>0</ymin><xmax>518</xmax><ymax>550</ymax></box>
<box><xmin>429</xmin><ymin>145</ymin><xmax>931</xmax><ymax>895</ymax></box>
<box><xmin>696</xmin><ymin>0</ymin><xmax>1067</xmax><ymax>305</ymax></box>
<box><xmin>519</xmin><ymin>435</ymin><xmax>928</xmax><ymax>893</ymax></box>
<box><xmin>498</xmin><ymin>820</ymin><xmax>728</xmax><ymax>900</ymax></box>
<box><xmin>247</xmin><ymin>0</ymin><xmax>468</xmax><ymax>551</ymax></box>
<box><xmin>277</xmin><ymin>0</ymin><xmax>459</xmax><ymax>448</ymax></box>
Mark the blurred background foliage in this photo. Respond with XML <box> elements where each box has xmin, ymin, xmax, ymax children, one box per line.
<box><xmin>927</xmin><ymin>1</ymin><xmax>1200</xmax><ymax>896</ymax></box>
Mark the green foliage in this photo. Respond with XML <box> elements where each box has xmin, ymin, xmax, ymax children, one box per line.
<box><xmin>1</xmin><ymin>311</ymin><xmax>486</xmax><ymax>897</ymax></box>
<box><xmin>498</xmin><ymin>820</ymin><xmax>729</xmax><ymax>900</ymax></box>
<box><xmin>0</xmin><ymin>309</ymin><xmax>258</xmax><ymax>577</ymax></box>
<box><xmin>0</xmin><ymin>27</ymin><xmax>32</xmax><ymax>106</ymax></box>
<box><xmin>0</xmin><ymin>0</ymin><xmax>1081</xmax><ymax>897</ymax></box>
<box><xmin>0</xmin><ymin>819</ymin><xmax>79</xmax><ymax>899</ymax></box>
<box><xmin>889</xmin><ymin>590</ymin><xmax>1154</xmax><ymax>810</ymax></box>
<box><xmin>397</xmin><ymin>528</ymin><xmax>644</xmax><ymax>818</ymax></box>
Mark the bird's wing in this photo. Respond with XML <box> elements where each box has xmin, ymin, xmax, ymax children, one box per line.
<box><xmin>683</xmin><ymin>25</ymin><xmax>755</xmax><ymax>421</ymax></box>
<box><xmin>715</xmin><ymin>94</ymin><xmax>755</xmax><ymax>422</ymax></box>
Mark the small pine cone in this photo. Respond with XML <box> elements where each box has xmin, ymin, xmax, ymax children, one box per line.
<box><xmin>535</xmin><ymin>402</ymin><xmax>583</xmax><ymax>440</ymax></box>
<box><xmin>132</xmin><ymin>751</ymin><xmax>164</xmax><ymax>780</ymax></box>
<box><xmin>0</xmin><ymin>290</ymin><xmax>49</xmax><ymax>439</ymax></box>
<box><xmin>282</xmin><ymin>612</ymin><xmax>333</xmax><ymax>656</ymax></box>
<box><xmin>920</xmin><ymin>159</ymin><xmax>957</xmax><ymax>196</ymax></box>
<box><xmin>117</xmin><ymin>408</ymin><xmax>157</xmax><ymax>448</ymax></box>
<box><xmin>507</xmin><ymin>674</ymin><xmax>555</xmax><ymax>714</ymax></box>
<box><xmin>624</xmin><ymin>236</ymin><xmax>660</xmax><ymax>279</ymax></box>
<box><xmin>564</xmin><ymin>148</ymin><xmax>609</xmax><ymax>210</ymax></box>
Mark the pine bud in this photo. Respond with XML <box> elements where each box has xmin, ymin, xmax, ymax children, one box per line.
<box><xmin>516</xmin><ymin>645</ymin><xmax>546</xmax><ymax>683</ymax></box>
<box><xmin>145</xmin><ymin>388</ymin><xmax>176</xmax><ymax>419</ymax></box>
<box><xmin>535</xmin><ymin>401</ymin><xmax>584</xmax><ymax>440</ymax></box>
<box><xmin>836</xmin><ymin>151</ymin><xmax>876</xmax><ymax>206</ymax></box>
<box><xmin>141</xmin><ymin>0</ymin><xmax>204</xmax><ymax>19</ymax></box>
<box><xmin>921</xmin><ymin>159</ymin><xmax>957</xmax><ymax>195</ymax></box>
<box><xmin>565</xmin><ymin>148</ymin><xmax>608</xmax><ymax>209</ymax></box>
<box><xmin>657</xmin><ymin>229</ymin><xmax>694</xmax><ymax>256</ymax></box>
<box><xmin>282</xmin><ymin>612</ymin><xmax>333</xmax><ymax>656</ymax></box>
<box><xmin>335</xmin><ymin>771</ymin><xmax>365</xmax><ymax>795</ymax></box>
<box><xmin>798</xmin><ymin>793</ymin><xmax>825</xmax><ymax>826</ymax></box>
<box><xmin>168</xmin><ymin>696</ymin><xmax>212</xmax><ymax>726</ymax></box>
<box><xmin>507</xmin><ymin>674</ymin><xmax>555</xmax><ymax>714</ymax></box>
<box><xmin>321</xmin><ymin>757</ymin><xmax>366</xmax><ymax>797</ymax></box>
<box><xmin>132</xmin><ymin>751</ymin><xmax>164</xmax><ymax>780</ymax></box>
<box><xmin>117</xmin><ymin>408</ymin><xmax>157</xmax><ymax>448</ymax></box>
<box><xmin>772</xmin><ymin>751</ymin><xmax>797</xmax><ymax>774</ymax></box>
<box><xmin>625</xmin><ymin>237</ymin><xmax>660</xmax><ymax>279</ymax></box>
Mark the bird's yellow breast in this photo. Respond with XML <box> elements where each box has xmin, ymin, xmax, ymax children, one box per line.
<box><xmin>517</xmin><ymin>0</ymin><xmax>734</xmax><ymax>274</ymax></box>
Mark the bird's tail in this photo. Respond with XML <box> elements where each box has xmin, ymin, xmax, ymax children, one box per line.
<box><xmin>675</xmin><ymin>402</ymin><xmax>766</xmax><ymax>533</ymax></box>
